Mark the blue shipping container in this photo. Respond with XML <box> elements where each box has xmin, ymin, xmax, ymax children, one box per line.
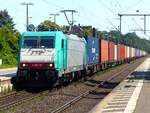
<box><xmin>136</xmin><ymin>49</ymin><xmax>139</xmax><ymax>57</ymax></box>
<box><xmin>85</xmin><ymin>37</ymin><xmax>99</xmax><ymax>64</ymax></box>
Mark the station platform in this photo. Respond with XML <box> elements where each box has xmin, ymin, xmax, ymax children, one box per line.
<box><xmin>0</xmin><ymin>68</ymin><xmax>17</xmax><ymax>93</ymax></box>
<box><xmin>0</xmin><ymin>67</ymin><xmax>17</xmax><ymax>77</ymax></box>
<box><xmin>89</xmin><ymin>57</ymin><xmax>150</xmax><ymax>113</ymax></box>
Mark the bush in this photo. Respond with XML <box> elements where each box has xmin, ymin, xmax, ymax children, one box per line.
<box><xmin>0</xmin><ymin>26</ymin><xmax>19</xmax><ymax>65</ymax></box>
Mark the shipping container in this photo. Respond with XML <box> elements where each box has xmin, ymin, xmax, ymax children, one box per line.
<box><xmin>99</xmin><ymin>39</ymin><xmax>109</xmax><ymax>63</ymax></box>
<box><xmin>117</xmin><ymin>44</ymin><xmax>121</xmax><ymax>61</ymax></box>
<box><xmin>129</xmin><ymin>47</ymin><xmax>132</xmax><ymax>58</ymax></box>
<box><xmin>134</xmin><ymin>48</ymin><xmax>136</xmax><ymax>57</ymax></box>
<box><xmin>114</xmin><ymin>45</ymin><xmax>117</xmax><ymax>61</ymax></box>
<box><xmin>135</xmin><ymin>49</ymin><xmax>140</xmax><ymax>57</ymax></box>
<box><xmin>134</xmin><ymin>48</ymin><xmax>136</xmax><ymax>58</ymax></box>
<box><xmin>85</xmin><ymin>37</ymin><xmax>99</xmax><ymax>64</ymax></box>
<box><xmin>143</xmin><ymin>50</ymin><xmax>145</xmax><ymax>56</ymax></box>
<box><xmin>138</xmin><ymin>49</ymin><xmax>140</xmax><ymax>57</ymax></box>
<box><xmin>124</xmin><ymin>46</ymin><xmax>127</xmax><ymax>59</ymax></box>
<box><xmin>121</xmin><ymin>45</ymin><xmax>125</xmax><ymax>60</ymax></box>
<box><xmin>127</xmin><ymin>46</ymin><xmax>130</xmax><ymax>58</ymax></box>
<box><xmin>141</xmin><ymin>50</ymin><xmax>144</xmax><ymax>56</ymax></box>
<box><xmin>140</xmin><ymin>50</ymin><xmax>142</xmax><ymax>56</ymax></box>
<box><xmin>133</xmin><ymin>48</ymin><xmax>135</xmax><ymax>57</ymax></box>
<box><xmin>108</xmin><ymin>41</ymin><xmax>115</xmax><ymax>62</ymax></box>
<box><xmin>140</xmin><ymin>50</ymin><xmax>142</xmax><ymax>57</ymax></box>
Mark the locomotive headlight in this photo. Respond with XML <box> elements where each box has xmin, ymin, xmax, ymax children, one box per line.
<box><xmin>20</xmin><ymin>63</ymin><xmax>28</xmax><ymax>68</ymax></box>
<box><xmin>49</xmin><ymin>64</ymin><xmax>53</xmax><ymax>67</ymax></box>
<box><xmin>22</xmin><ymin>63</ymin><xmax>26</xmax><ymax>67</ymax></box>
<box><xmin>47</xmin><ymin>63</ymin><xmax>54</xmax><ymax>68</ymax></box>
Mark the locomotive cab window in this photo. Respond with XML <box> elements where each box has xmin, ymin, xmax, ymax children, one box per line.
<box><xmin>23</xmin><ymin>36</ymin><xmax>54</xmax><ymax>48</ymax></box>
<box><xmin>40</xmin><ymin>37</ymin><xmax>54</xmax><ymax>48</ymax></box>
<box><xmin>23</xmin><ymin>37</ymin><xmax>38</xmax><ymax>48</ymax></box>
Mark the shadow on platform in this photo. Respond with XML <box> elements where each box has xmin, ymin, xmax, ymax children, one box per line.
<box><xmin>130</xmin><ymin>69</ymin><xmax>150</xmax><ymax>80</ymax></box>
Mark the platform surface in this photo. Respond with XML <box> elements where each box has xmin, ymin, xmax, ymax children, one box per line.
<box><xmin>134</xmin><ymin>59</ymin><xmax>150</xmax><ymax>113</ymax></box>
<box><xmin>89</xmin><ymin>58</ymin><xmax>150</xmax><ymax>113</ymax></box>
<box><xmin>0</xmin><ymin>68</ymin><xmax>17</xmax><ymax>77</ymax></box>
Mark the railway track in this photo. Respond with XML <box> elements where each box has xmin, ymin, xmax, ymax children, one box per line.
<box><xmin>0</xmin><ymin>57</ymin><xmax>146</xmax><ymax>112</ymax></box>
<box><xmin>0</xmin><ymin>88</ymin><xmax>55</xmax><ymax>110</ymax></box>
<box><xmin>50</xmin><ymin>58</ymin><xmax>145</xmax><ymax>113</ymax></box>
<box><xmin>0</xmin><ymin>90</ymin><xmax>39</xmax><ymax>110</ymax></box>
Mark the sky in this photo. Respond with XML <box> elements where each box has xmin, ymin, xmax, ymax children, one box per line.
<box><xmin>1</xmin><ymin>0</ymin><xmax>150</xmax><ymax>40</ymax></box>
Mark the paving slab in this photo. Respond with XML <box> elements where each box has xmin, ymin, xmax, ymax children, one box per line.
<box><xmin>134</xmin><ymin>80</ymin><xmax>150</xmax><ymax>113</ymax></box>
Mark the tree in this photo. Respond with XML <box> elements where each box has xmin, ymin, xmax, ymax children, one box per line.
<box><xmin>37</xmin><ymin>20</ymin><xmax>61</xmax><ymax>31</ymax></box>
<box><xmin>0</xmin><ymin>26</ymin><xmax>18</xmax><ymax>64</ymax></box>
<box><xmin>0</xmin><ymin>9</ymin><xmax>20</xmax><ymax>65</ymax></box>
<box><xmin>0</xmin><ymin>9</ymin><xmax>15</xmax><ymax>31</ymax></box>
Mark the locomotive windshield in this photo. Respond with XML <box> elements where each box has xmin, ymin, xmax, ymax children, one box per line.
<box><xmin>23</xmin><ymin>36</ymin><xmax>54</xmax><ymax>48</ymax></box>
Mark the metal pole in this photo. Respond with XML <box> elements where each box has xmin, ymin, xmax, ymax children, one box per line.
<box><xmin>144</xmin><ymin>15</ymin><xmax>146</xmax><ymax>34</ymax></box>
<box><xmin>54</xmin><ymin>15</ymin><xmax>56</xmax><ymax>23</ymax></box>
<box><xmin>60</xmin><ymin>10</ymin><xmax>77</xmax><ymax>31</ymax></box>
<box><xmin>118</xmin><ymin>14</ymin><xmax>122</xmax><ymax>39</ymax></box>
<box><xmin>26</xmin><ymin>4</ymin><xmax>29</xmax><ymax>31</ymax></box>
<box><xmin>50</xmin><ymin>13</ymin><xmax>59</xmax><ymax>24</ymax></box>
<box><xmin>118</xmin><ymin>13</ymin><xmax>150</xmax><ymax>35</ymax></box>
<box><xmin>21</xmin><ymin>2</ymin><xmax>34</xmax><ymax>31</ymax></box>
<box><xmin>120</xmin><ymin>15</ymin><xmax>122</xmax><ymax>33</ymax></box>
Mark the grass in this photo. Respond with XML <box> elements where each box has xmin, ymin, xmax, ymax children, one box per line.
<box><xmin>0</xmin><ymin>64</ymin><xmax>16</xmax><ymax>69</ymax></box>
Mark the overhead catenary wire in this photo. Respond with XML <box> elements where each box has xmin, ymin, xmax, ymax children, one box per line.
<box><xmin>97</xmin><ymin>0</ymin><xmax>117</xmax><ymax>16</ymax></box>
<box><xmin>122</xmin><ymin>0</ymin><xmax>142</xmax><ymax>13</ymax></box>
<box><xmin>72</xmin><ymin>0</ymin><xmax>108</xmax><ymax>30</ymax></box>
<box><xmin>132</xmin><ymin>18</ymin><xmax>144</xmax><ymax>32</ymax></box>
<box><xmin>132</xmin><ymin>18</ymin><xmax>150</xmax><ymax>38</ymax></box>
<box><xmin>106</xmin><ymin>18</ymin><xmax>120</xmax><ymax>31</ymax></box>
<box><xmin>0</xmin><ymin>2</ymin><xmax>24</xmax><ymax>13</ymax></box>
<box><xmin>77</xmin><ymin>14</ymin><xmax>107</xmax><ymax>29</ymax></box>
<box><xmin>40</xmin><ymin>0</ymin><xmax>64</xmax><ymax>9</ymax></box>
<box><xmin>96</xmin><ymin>0</ymin><xmax>121</xmax><ymax>31</ymax></box>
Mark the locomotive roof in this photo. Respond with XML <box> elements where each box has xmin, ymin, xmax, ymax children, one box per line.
<box><xmin>22</xmin><ymin>31</ymin><xmax>63</xmax><ymax>37</ymax></box>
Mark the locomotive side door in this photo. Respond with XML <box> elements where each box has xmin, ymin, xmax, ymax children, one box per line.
<box><xmin>61</xmin><ymin>39</ymin><xmax>67</xmax><ymax>70</ymax></box>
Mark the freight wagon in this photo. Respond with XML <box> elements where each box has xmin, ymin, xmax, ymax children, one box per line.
<box><xmin>85</xmin><ymin>36</ymin><xmax>100</xmax><ymax>73</ymax></box>
<box><xmin>99</xmin><ymin>39</ymin><xmax>109</xmax><ymax>69</ymax></box>
<box><xmin>108</xmin><ymin>41</ymin><xmax>115</xmax><ymax>65</ymax></box>
<box><xmin>117</xmin><ymin>44</ymin><xmax>122</xmax><ymax>64</ymax></box>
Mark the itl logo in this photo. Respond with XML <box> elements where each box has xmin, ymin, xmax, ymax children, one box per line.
<box><xmin>31</xmin><ymin>50</ymin><xmax>45</xmax><ymax>55</ymax></box>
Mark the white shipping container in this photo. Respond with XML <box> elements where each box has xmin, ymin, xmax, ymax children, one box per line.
<box><xmin>66</xmin><ymin>34</ymin><xmax>86</xmax><ymax>71</ymax></box>
<box><xmin>114</xmin><ymin>45</ymin><xmax>117</xmax><ymax>61</ymax></box>
<box><xmin>132</xmin><ymin>48</ymin><xmax>135</xmax><ymax>57</ymax></box>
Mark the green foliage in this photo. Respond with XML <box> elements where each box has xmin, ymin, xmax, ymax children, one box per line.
<box><xmin>0</xmin><ymin>26</ymin><xmax>18</xmax><ymax>64</ymax></box>
<box><xmin>37</xmin><ymin>20</ymin><xmax>62</xmax><ymax>31</ymax></box>
<box><xmin>0</xmin><ymin>9</ymin><xmax>15</xmax><ymax>31</ymax></box>
<box><xmin>102</xmin><ymin>30</ymin><xmax>150</xmax><ymax>53</ymax></box>
<box><xmin>0</xmin><ymin>10</ymin><xmax>20</xmax><ymax>65</ymax></box>
<box><xmin>83</xmin><ymin>28</ymin><xmax>93</xmax><ymax>37</ymax></box>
